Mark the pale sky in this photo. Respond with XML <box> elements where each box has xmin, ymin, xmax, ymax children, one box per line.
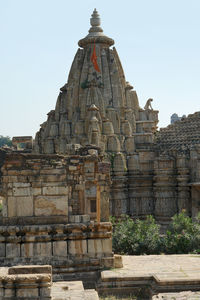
<box><xmin>1</xmin><ymin>0</ymin><xmax>200</xmax><ymax>138</ymax></box>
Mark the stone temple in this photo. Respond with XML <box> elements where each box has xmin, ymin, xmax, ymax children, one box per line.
<box><xmin>32</xmin><ymin>8</ymin><xmax>200</xmax><ymax>226</ymax></box>
<box><xmin>0</xmin><ymin>8</ymin><xmax>200</xmax><ymax>298</ymax></box>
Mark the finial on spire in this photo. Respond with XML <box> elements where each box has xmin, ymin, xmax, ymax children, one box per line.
<box><xmin>78</xmin><ymin>9</ymin><xmax>114</xmax><ymax>48</ymax></box>
<box><xmin>89</xmin><ymin>8</ymin><xmax>102</xmax><ymax>34</ymax></box>
<box><xmin>90</xmin><ymin>8</ymin><xmax>101</xmax><ymax>27</ymax></box>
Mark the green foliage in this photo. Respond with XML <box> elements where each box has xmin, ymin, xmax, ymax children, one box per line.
<box><xmin>112</xmin><ymin>215</ymin><xmax>161</xmax><ymax>255</ymax></box>
<box><xmin>111</xmin><ymin>212</ymin><xmax>200</xmax><ymax>255</ymax></box>
<box><xmin>162</xmin><ymin>211</ymin><xmax>200</xmax><ymax>254</ymax></box>
<box><xmin>0</xmin><ymin>135</ymin><xmax>12</xmax><ymax>147</ymax></box>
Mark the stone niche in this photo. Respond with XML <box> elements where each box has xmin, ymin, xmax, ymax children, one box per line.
<box><xmin>0</xmin><ymin>148</ymin><xmax>114</xmax><ymax>279</ymax></box>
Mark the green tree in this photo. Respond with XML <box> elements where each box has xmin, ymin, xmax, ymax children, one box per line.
<box><xmin>0</xmin><ymin>135</ymin><xmax>12</xmax><ymax>147</ymax></box>
<box><xmin>163</xmin><ymin>211</ymin><xmax>200</xmax><ymax>254</ymax></box>
<box><xmin>112</xmin><ymin>215</ymin><xmax>161</xmax><ymax>255</ymax></box>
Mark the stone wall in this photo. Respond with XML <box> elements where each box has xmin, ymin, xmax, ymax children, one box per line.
<box><xmin>0</xmin><ymin>148</ymin><xmax>114</xmax><ymax>277</ymax></box>
<box><xmin>0</xmin><ymin>265</ymin><xmax>51</xmax><ymax>299</ymax></box>
<box><xmin>0</xmin><ymin>222</ymin><xmax>113</xmax><ymax>279</ymax></box>
<box><xmin>0</xmin><ymin>149</ymin><xmax>110</xmax><ymax>224</ymax></box>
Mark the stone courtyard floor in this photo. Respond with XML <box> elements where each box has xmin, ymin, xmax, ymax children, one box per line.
<box><xmin>98</xmin><ymin>255</ymin><xmax>200</xmax><ymax>299</ymax></box>
<box><xmin>106</xmin><ymin>255</ymin><xmax>200</xmax><ymax>279</ymax></box>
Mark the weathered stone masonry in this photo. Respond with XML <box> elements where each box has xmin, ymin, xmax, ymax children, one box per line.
<box><xmin>0</xmin><ymin>148</ymin><xmax>114</xmax><ymax>279</ymax></box>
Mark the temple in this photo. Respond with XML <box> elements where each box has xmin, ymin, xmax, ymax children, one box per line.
<box><xmin>0</xmin><ymin>8</ymin><xmax>200</xmax><ymax>299</ymax></box>
<box><xmin>32</xmin><ymin>9</ymin><xmax>200</xmax><ymax>226</ymax></box>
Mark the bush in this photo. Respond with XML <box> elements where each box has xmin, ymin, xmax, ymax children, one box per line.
<box><xmin>112</xmin><ymin>215</ymin><xmax>161</xmax><ymax>255</ymax></box>
<box><xmin>163</xmin><ymin>211</ymin><xmax>200</xmax><ymax>254</ymax></box>
<box><xmin>111</xmin><ymin>212</ymin><xmax>200</xmax><ymax>255</ymax></box>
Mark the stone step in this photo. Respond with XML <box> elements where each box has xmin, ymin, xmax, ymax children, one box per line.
<box><xmin>51</xmin><ymin>281</ymin><xmax>99</xmax><ymax>300</ymax></box>
<box><xmin>97</xmin><ymin>255</ymin><xmax>200</xmax><ymax>298</ymax></box>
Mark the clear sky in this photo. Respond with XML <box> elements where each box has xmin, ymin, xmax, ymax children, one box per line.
<box><xmin>1</xmin><ymin>0</ymin><xmax>200</xmax><ymax>138</ymax></box>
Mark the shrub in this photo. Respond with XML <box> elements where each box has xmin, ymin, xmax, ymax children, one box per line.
<box><xmin>163</xmin><ymin>211</ymin><xmax>200</xmax><ymax>254</ymax></box>
<box><xmin>111</xmin><ymin>212</ymin><xmax>200</xmax><ymax>255</ymax></box>
<box><xmin>112</xmin><ymin>215</ymin><xmax>161</xmax><ymax>255</ymax></box>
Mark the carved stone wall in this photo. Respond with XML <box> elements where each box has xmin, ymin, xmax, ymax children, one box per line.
<box><xmin>0</xmin><ymin>147</ymin><xmax>114</xmax><ymax>276</ymax></box>
<box><xmin>0</xmin><ymin>222</ymin><xmax>113</xmax><ymax>279</ymax></box>
<box><xmin>0</xmin><ymin>149</ymin><xmax>110</xmax><ymax>224</ymax></box>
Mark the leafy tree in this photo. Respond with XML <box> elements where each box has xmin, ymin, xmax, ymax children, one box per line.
<box><xmin>112</xmin><ymin>215</ymin><xmax>161</xmax><ymax>255</ymax></box>
<box><xmin>111</xmin><ymin>212</ymin><xmax>200</xmax><ymax>255</ymax></box>
<box><xmin>163</xmin><ymin>211</ymin><xmax>200</xmax><ymax>254</ymax></box>
<box><xmin>0</xmin><ymin>135</ymin><xmax>12</xmax><ymax>147</ymax></box>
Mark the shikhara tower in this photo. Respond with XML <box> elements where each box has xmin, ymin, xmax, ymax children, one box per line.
<box><xmin>34</xmin><ymin>9</ymin><xmax>158</xmax><ymax>156</ymax></box>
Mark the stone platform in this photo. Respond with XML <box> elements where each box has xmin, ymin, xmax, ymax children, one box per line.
<box><xmin>0</xmin><ymin>265</ymin><xmax>99</xmax><ymax>299</ymax></box>
<box><xmin>97</xmin><ymin>255</ymin><xmax>200</xmax><ymax>298</ymax></box>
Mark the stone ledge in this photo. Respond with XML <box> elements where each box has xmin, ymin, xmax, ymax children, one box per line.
<box><xmin>8</xmin><ymin>265</ymin><xmax>52</xmax><ymax>275</ymax></box>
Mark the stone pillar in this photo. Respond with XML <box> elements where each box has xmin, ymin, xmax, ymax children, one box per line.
<box><xmin>127</xmin><ymin>151</ymin><xmax>154</xmax><ymax>217</ymax></box>
<box><xmin>154</xmin><ymin>155</ymin><xmax>178</xmax><ymax>226</ymax></box>
<box><xmin>176</xmin><ymin>155</ymin><xmax>190</xmax><ymax>214</ymax></box>
<box><xmin>110</xmin><ymin>152</ymin><xmax>128</xmax><ymax>216</ymax></box>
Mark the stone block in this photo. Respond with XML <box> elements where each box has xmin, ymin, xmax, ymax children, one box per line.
<box><xmin>0</xmin><ymin>288</ymin><xmax>3</xmax><ymax>297</ymax></box>
<box><xmin>114</xmin><ymin>254</ymin><xmax>123</xmax><ymax>268</ymax></box>
<box><xmin>4</xmin><ymin>288</ymin><xmax>15</xmax><ymax>297</ymax></box>
<box><xmin>9</xmin><ymin>265</ymin><xmax>52</xmax><ymax>274</ymax></box>
<box><xmin>17</xmin><ymin>196</ymin><xmax>33</xmax><ymax>216</ymax></box>
<box><xmin>0</xmin><ymin>243</ymin><xmax>5</xmax><ymax>257</ymax></box>
<box><xmin>32</xmin><ymin>187</ymin><xmax>42</xmax><ymax>196</ymax></box>
<box><xmin>88</xmin><ymin>239</ymin><xmax>103</xmax><ymax>256</ymax></box>
<box><xmin>37</xmin><ymin>174</ymin><xmax>66</xmax><ymax>182</ymax></box>
<box><xmin>13</xmin><ymin>187</ymin><xmax>31</xmax><ymax>196</ymax></box>
<box><xmin>2</xmin><ymin>175</ymin><xmax>18</xmax><ymax>183</ymax></box>
<box><xmin>13</xmin><ymin>182</ymin><xmax>31</xmax><ymax>188</ymax></box>
<box><xmin>7</xmin><ymin>196</ymin><xmax>17</xmax><ymax>217</ymax></box>
<box><xmin>2</xmin><ymin>196</ymin><xmax>7</xmax><ymax>217</ymax></box>
<box><xmin>33</xmin><ymin>242</ymin><xmax>52</xmax><ymax>257</ymax></box>
<box><xmin>68</xmin><ymin>240</ymin><xmax>87</xmax><ymax>255</ymax></box>
<box><xmin>84</xmin><ymin>162</ymin><xmax>95</xmax><ymax>173</ymax></box>
<box><xmin>34</xmin><ymin>195</ymin><xmax>68</xmax><ymax>216</ymax></box>
<box><xmin>21</xmin><ymin>243</ymin><xmax>34</xmax><ymax>257</ymax></box>
<box><xmin>6</xmin><ymin>243</ymin><xmax>20</xmax><ymax>258</ymax></box>
<box><xmin>42</xmin><ymin>186</ymin><xmax>68</xmax><ymax>196</ymax></box>
<box><xmin>53</xmin><ymin>241</ymin><xmax>67</xmax><ymax>256</ymax></box>
<box><xmin>40</xmin><ymin>287</ymin><xmax>51</xmax><ymax>297</ymax></box>
<box><xmin>70</xmin><ymin>159</ymin><xmax>79</xmax><ymax>164</ymax></box>
<box><xmin>69</xmin><ymin>165</ymin><xmax>77</xmax><ymax>171</ymax></box>
<box><xmin>88</xmin><ymin>149</ymin><xmax>98</xmax><ymax>155</ymax></box>
<box><xmin>85</xmin><ymin>186</ymin><xmax>96</xmax><ymax>197</ymax></box>
<box><xmin>40</xmin><ymin>168</ymin><xmax>65</xmax><ymax>175</ymax></box>
<box><xmin>88</xmin><ymin>238</ymin><xmax>112</xmax><ymax>256</ymax></box>
<box><xmin>75</xmin><ymin>184</ymin><xmax>84</xmax><ymax>190</ymax></box>
<box><xmin>69</xmin><ymin>215</ymin><xmax>82</xmax><ymax>223</ymax></box>
<box><xmin>16</xmin><ymin>288</ymin><xmax>39</xmax><ymax>297</ymax></box>
<box><xmin>101</xmin><ymin>257</ymin><xmax>114</xmax><ymax>268</ymax></box>
<box><xmin>81</xmin><ymin>215</ymin><xmax>90</xmax><ymax>222</ymax></box>
<box><xmin>8</xmin><ymin>196</ymin><xmax>33</xmax><ymax>217</ymax></box>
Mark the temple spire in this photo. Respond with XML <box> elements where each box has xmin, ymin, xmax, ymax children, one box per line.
<box><xmin>78</xmin><ymin>9</ymin><xmax>114</xmax><ymax>48</ymax></box>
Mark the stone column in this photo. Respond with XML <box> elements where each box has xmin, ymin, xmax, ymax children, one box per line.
<box><xmin>154</xmin><ymin>155</ymin><xmax>178</xmax><ymax>226</ymax></box>
<box><xmin>176</xmin><ymin>155</ymin><xmax>190</xmax><ymax>214</ymax></box>
<box><xmin>110</xmin><ymin>152</ymin><xmax>128</xmax><ymax>216</ymax></box>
